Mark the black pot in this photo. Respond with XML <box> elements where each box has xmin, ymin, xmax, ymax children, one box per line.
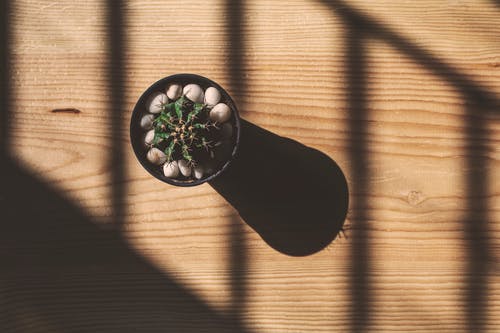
<box><xmin>130</xmin><ymin>74</ymin><xmax>241</xmax><ymax>186</ymax></box>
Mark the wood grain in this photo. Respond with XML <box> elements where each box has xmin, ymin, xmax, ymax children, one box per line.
<box><xmin>2</xmin><ymin>0</ymin><xmax>500</xmax><ymax>332</ymax></box>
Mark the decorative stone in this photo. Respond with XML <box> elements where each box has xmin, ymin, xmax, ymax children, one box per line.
<box><xmin>178</xmin><ymin>159</ymin><xmax>192</xmax><ymax>177</ymax></box>
<box><xmin>166</xmin><ymin>84</ymin><xmax>182</xmax><ymax>100</ymax></box>
<box><xmin>163</xmin><ymin>161</ymin><xmax>180</xmax><ymax>178</ymax></box>
<box><xmin>146</xmin><ymin>92</ymin><xmax>167</xmax><ymax>114</ymax></box>
<box><xmin>183</xmin><ymin>84</ymin><xmax>204</xmax><ymax>103</ymax></box>
<box><xmin>146</xmin><ymin>148</ymin><xmax>167</xmax><ymax>165</ymax></box>
<box><xmin>204</xmin><ymin>87</ymin><xmax>221</xmax><ymax>107</ymax></box>
<box><xmin>209</xmin><ymin>103</ymin><xmax>231</xmax><ymax>123</ymax></box>
<box><xmin>140</xmin><ymin>114</ymin><xmax>155</xmax><ymax>130</ymax></box>
<box><xmin>193</xmin><ymin>166</ymin><xmax>204</xmax><ymax>180</ymax></box>
<box><xmin>144</xmin><ymin>129</ymin><xmax>155</xmax><ymax>146</ymax></box>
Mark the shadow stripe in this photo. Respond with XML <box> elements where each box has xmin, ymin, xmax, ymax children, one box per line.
<box><xmin>464</xmin><ymin>104</ymin><xmax>490</xmax><ymax>333</ymax></box>
<box><xmin>345</xmin><ymin>25</ymin><xmax>371</xmax><ymax>333</ymax></box>
<box><xmin>0</xmin><ymin>0</ymin><xmax>11</xmax><ymax>153</ymax></box>
<box><xmin>106</xmin><ymin>0</ymin><xmax>126</xmax><ymax>229</ymax></box>
<box><xmin>226</xmin><ymin>0</ymin><xmax>247</xmax><ymax>324</ymax></box>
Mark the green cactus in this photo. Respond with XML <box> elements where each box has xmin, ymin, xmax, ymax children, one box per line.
<box><xmin>151</xmin><ymin>95</ymin><xmax>220</xmax><ymax>167</ymax></box>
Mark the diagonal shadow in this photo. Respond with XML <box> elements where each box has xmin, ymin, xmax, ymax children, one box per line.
<box><xmin>0</xmin><ymin>159</ymin><xmax>248</xmax><ymax>333</ymax></box>
<box><xmin>319</xmin><ymin>1</ymin><xmax>499</xmax><ymax>332</ymax></box>
<box><xmin>0</xmin><ymin>1</ymin><xmax>249</xmax><ymax>331</ymax></box>
<box><xmin>320</xmin><ymin>0</ymin><xmax>499</xmax><ymax>112</ymax></box>
<box><xmin>3</xmin><ymin>0</ymin><xmax>497</xmax><ymax>331</ymax></box>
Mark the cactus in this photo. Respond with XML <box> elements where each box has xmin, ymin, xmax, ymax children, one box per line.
<box><xmin>151</xmin><ymin>95</ymin><xmax>219</xmax><ymax>167</ymax></box>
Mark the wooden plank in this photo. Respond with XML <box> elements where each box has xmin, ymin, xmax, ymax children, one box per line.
<box><xmin>3</xmin><ymin>0</ymin><xmax>499</xmax><ymax>332</ymax></box>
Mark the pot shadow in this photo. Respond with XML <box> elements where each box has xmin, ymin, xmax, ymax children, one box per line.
<box><xmin>210</xmin><ymin>120</ymin><xmax>349</xmax><ymax>256</ymax></box>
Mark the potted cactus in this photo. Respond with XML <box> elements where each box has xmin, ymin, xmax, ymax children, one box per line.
<box><xmin>130</xmin><ymin>74</ymin><xmax>240</xmax><ymax>186</ymax></box>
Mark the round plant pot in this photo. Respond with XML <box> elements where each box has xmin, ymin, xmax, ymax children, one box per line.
<box><xmin>130</xmin><ymin>74</ymin><xmax>241</xmax><ymax>186</ymax></box>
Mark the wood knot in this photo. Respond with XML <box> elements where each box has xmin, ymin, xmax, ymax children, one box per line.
<box><xmin>407</xmin><ymin>190</ymin><xmax>425</xmax><ymax>206</ymax></box>
<box><xmin>51</xmin><ymin>108</ymin><xmax>81</xmax><ymax>114</ymax></box>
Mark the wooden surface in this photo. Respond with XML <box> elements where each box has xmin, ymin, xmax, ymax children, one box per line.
<box><xmin>2</xmin><ymin>0</ymin><xmax>500</xmax><ymax>332</ymax></box>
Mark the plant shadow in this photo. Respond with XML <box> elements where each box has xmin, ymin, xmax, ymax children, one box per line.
<box><xmin>210</xmin><ymin>120</ymin><xmax>349</xmax><ymax>256</ymax></box>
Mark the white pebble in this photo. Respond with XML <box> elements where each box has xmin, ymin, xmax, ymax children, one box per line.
<box><xmin>193</xmin><ymin>166</ymin><xmax>204</xmax><ymax>180</ymax></box>
<box><xmin>178</xmin><ymin>159</ymin><xmax>192</xmax><ymax>177</ymax></box>
<box><xmin>209</xmin><ymin>103</ymin><xmax>232</xmax><ymax>123</ymax></box>
<box><xmin>146</xmin><ymin>92</ymin><xmax>167</xmax><ymax>114</ymax></box>
<box><xmin>144</xmin><ymin>129</ymin><xmax>155</xmax><ymax>146</ymax></box>
<box><xmin>140</xmin><ymin>114</ymin><xmax>155</xmax><ymax>130</ymax></box>
<box><xmin>146</xmin><ymin>148</ymin><xmax>167</xmax><ymax>165</ymax></box>
<box><xmin>204</xmin><ymin>87</ymin><xmax>221</xmax><ymax>107</ymax></box>
<box><xmin>183</xmin><ymin>84</ymin><xmax>204</xmax><ymax>103</ymax></box>
<box><xmin>221</xmin><ymin>122</ymin><xmax>233</xmax><ymax>139</ymax></box>
<box><xmin>166</xmin><ymin>84</ymin><xmax>182</xmax><ymax>100</ymax></box>
<box><xmin>163</xmin><ymin>160</ymin><xmax>180</xmax><ymax>178</ymax></box>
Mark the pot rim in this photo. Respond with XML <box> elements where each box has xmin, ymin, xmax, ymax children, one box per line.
<box><xmin>130</xmin><ymin>73</ymin><xmax>241</xmax><ymax>187</ymax></box>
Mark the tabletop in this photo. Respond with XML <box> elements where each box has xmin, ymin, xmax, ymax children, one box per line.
<box><xmin>1</xmin><ymin>0</ymin><xmax>499</xmax><ymax>332</ymax></box>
